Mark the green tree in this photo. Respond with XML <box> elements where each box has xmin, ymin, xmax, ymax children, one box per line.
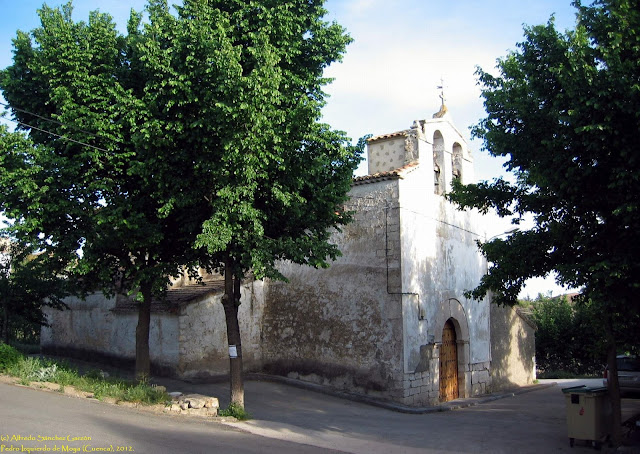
<box><xmin>527</xmin><ymin>294</ymin><xmax>603</xmax><ymax>376</ymax></box>
<box><xmin>0</xmin><ymin>237</ymin><xmax>69</xmax><ymax>345</ymax></box>
<box><xmin>0</xmin><ymin>2</ymin><xmax>216</xmax><ymax>381</ymax></box>
<box><xmin>135</xmin><ymin>0</ymin><xmax>360</xmax><ymax>407</ymax></box>
<box><xmin>1</xmin><ymin>0</ymin><xmax>360</xmax><ymax>408</ymax></box>
<box><xmin>448</xmin><ymin>0</ymin><xmax>640</xmax><ymax>444</ymax></box>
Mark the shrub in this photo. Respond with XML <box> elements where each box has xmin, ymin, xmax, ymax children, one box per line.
<box><xmin>0</xmin><ymin>342</ymin><xmax>23</xmax><ymax>371</ymax></box>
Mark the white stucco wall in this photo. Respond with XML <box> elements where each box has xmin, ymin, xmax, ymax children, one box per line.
<box><xmin>41</xmin><ymin>293</ymin><xmax>179</xmax><ymax>369</ymax></box>
<box><xmin>490</xmin><ymin>305</ymin><xmax>536</xmax><ymax>389</ymax></box>
<box><xmin>41</xmin><ymin>280</ymin><xmax>266</xmax><ymax>379</ymax></box>
<box><xmin>177</xmin><ymin>280</ymin><xmax>265</xmax><ymax>379</ymax></box>
<box><xmin>398</xmin><ymin>124</ymin><xmax>490</xmax><ymax>370</ymax></box>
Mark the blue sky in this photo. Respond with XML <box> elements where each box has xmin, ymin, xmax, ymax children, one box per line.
<box><xmin>0</xmin><ymin>0</ymin><xmax>580</xmax><ymax>296</ymax></box>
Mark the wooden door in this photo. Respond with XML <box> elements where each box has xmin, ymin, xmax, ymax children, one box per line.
<box><xmin>439</xmin><ymin>319</ymin><xmax>459</xmax><ymax>402</ymax></box>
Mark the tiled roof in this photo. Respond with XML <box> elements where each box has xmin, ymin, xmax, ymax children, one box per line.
<box><xmin>113</xmin><ymin>274</ymin><xmax>226</xmax><ymax>313</ymax></box>
<box><xmin>367</xmin><ymin>130</ymin><xmax>409</xmax><ymax>142</ymax></box>
<box><xmin>352</xmin><ymin>161</ymin><xmax>419</xmax><ymax>186</ymax></box>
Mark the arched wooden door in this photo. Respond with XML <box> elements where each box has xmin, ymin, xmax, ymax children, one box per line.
<box><xmin>439</xmin><ymin>319</ymin><xmax>459</xmax><ymax>402</ymax></box>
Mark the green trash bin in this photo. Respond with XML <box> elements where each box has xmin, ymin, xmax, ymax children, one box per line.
<box><xmin>561</xmin><ymin>385</ymin><xmax>611</xmax><ymax>449</ymax></box>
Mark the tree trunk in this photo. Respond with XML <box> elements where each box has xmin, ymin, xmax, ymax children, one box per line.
<box><xmin>222</xmin><ymin>255</ymin><xmax>244</xmax><ymax>408</ymax></box>
<box><xmin>605</xmin><ymin>331</ymin><xmax>622</xmax><ymax>447</ymax></box>
<box><xmin>135</xmin><ymin>283</ymin><xmax>152</xmax><ymax>382</ymax></box>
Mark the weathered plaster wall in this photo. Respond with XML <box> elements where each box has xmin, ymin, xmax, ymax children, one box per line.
<box><xmin>261</xmin><ymin>180</ymin><xmax>405</xmax><ymax>398</ymax></box>
<box><xmin>177</xmin><ymin>280</ymin><xmax>265</xmax><ymax>379</ymax></box>
<box><xmin>489</xmin><ymin>304</ymin><xmax>536</xmax><ymax>390</ymax></box>
<box><xmin>41</xmin><ymin>280</ymin><xmax>266</xmax><ymax>379</ymax></box>
<box><xmin>261</xmin><ymin>116</ymin><xmax>494</xmax><ymax>405</ymax></box>
<box><xmin>40</xmin><ymin>112</ymin><xmax>522</xmax><ymax>407</ymax></box>
<box><xmin>41</xmin><ymin>293</ymin><xmax>179</xmax><ymax>372</ymax></box>
<box><xmin>396</xmin><ymin>120</ymin><xmax>492</xmax><ymax>404</ymax></box>
<box><xmin>368</xmin><ymin>135</ymin><xmax>407</xmax><ymax>174</ymax></box>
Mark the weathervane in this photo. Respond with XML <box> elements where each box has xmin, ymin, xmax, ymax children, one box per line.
<box><xmin>437</xmin><ymin>76</ymin><xmax>446</xmax><ymax>107</ymax></box>
<box><xmin>433</xmin><ymin>76</ymin><xmax>449</xmax><ymax>118</ymax></box>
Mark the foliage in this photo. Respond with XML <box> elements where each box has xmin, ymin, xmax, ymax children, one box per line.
<box><xmin>0</xmin><ymin>238</ymin><xmax>70</xmax><ymax>344</ymax></box>
<box><xmin>525</xmin><ymin>294</ymin><xmax>603</xmax><ymax>376</ymax></box>
<box><xmin>11</xmin><ymin>342</ymin><xmax>40</xmax><ymax>355</ymax></box>
<box><xmin>0</xmin><ymin>342</ymin><xmax>23</xmax><ymax>371</ymax></box>
<box><xmin>0</xmin><ymin>0</ymin><xmax>360</xmax><ymax>385</ymax></box>
<box><xmin>448</xmin><ymin>0</ymin><xmax>640</xmax><ymax>316</ymax></box>
<box><xmin>218</xmin><ymin>402</ymin><xmax>252</xmax><ymax>421</ymax></box>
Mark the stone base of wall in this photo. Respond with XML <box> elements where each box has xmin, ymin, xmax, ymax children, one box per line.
<box><xmin>261</xmin><ymin>359</ymin><xmax>394</xmax><ymax>400</ymax></box>
<box><xmin>471</xmin><ymin>361</ymin><xmax>491</xmax><ymax>396</ymax></box>
<box><xmin>398</xmin><ymin>371</ymin><xmax>440</xmax><ymax>406</ymax></box>
<box><xmin>397</xmin><ymin>352</ymin><xmax>492</xmax><ymax>406</ymax></box>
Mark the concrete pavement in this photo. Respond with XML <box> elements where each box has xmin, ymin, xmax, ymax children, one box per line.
<box><xmin>18</xmin><ymin>357</ymin><xmax>640</xmax><ymax>453</ymax></box>
<box><xmin>149</xmin><ymin>376</ymin><xmax>640</xmax><ymax>453</ymax></box>
<box><xmin>0</xmin><ymin>382</ymin><xmax>341</xmax><ymax>454</ymax></box>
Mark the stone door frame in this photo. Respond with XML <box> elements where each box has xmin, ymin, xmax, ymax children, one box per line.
<box><xmin>434</xmin><ymin>298</ymin><xmax>470</xmax><ymax>399</ymax></box>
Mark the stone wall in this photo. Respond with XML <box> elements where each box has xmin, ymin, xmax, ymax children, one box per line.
<box><xmin>260</xmin><ymin>180</ymin><xmax>405</xmax><ymax>399</ymax></box>
<box><xmin>489</xmin><ymin>304</ymin><xmax>536</xmax><ymax>390</ymax></box>
<box><xmin>41</xmin><ymin>280</ymin><xmax>267</xmax><ymax>380</ymax></box>
<box><xmin>399</xmin><ymin>342</ymin><xmax>440</xmax><ymax>406</ymax></box>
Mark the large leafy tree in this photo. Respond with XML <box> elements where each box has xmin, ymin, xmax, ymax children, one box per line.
<box><xmin>141</xmin><ymin>0</ymin><xmax>360</xmax><ymax>407</ymax></box>
<box><xmin>0</xmin><ymin>3</ymin><xmax>216</xmax><ymax>381</ymax></box>
<box><xmin>448</xmin><ymin>0</ymin><xmax>639</xmax><ymax>444</ymax></box>
<box><xmin>1</xmin><ymin>0</ymin><xmax>360</xmax><ymax>408</ymax></box>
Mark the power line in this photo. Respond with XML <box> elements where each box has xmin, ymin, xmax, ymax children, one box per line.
<box><xmin>0</xmin><ymin>101</ymin><xmax>106</xmax><ymax>140</ymax></box>
<box><xmin>4</xmin><ymin>117</ymin><xmax>111</xmax><ymax>153</ymax></box>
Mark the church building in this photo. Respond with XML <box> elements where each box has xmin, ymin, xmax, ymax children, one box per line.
<box><xmin>42</xmin><ymin>104</ymin><xmax>536</xmax><ymax>406</ymax></box>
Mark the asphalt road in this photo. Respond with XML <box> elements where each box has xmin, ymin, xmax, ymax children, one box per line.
<box><xmin>2</xmin><ymin>378</ymin><xmax>639</xmax><ymax>454</ymax></box>
<box><xmin>0</xmin><ymin>382</ymin><xmax>340</xmax><ymax>454</ymax></box>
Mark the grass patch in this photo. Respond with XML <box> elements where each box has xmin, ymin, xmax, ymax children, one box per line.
<box><xmin>0</xmin><ymin>343</ymin><xmax>169</xmax><ymax>405</ymax></box>
<box><xmin>218</xmin><ymin>402</ymin><xmax>251</xmax><ymax>420</ymax></box>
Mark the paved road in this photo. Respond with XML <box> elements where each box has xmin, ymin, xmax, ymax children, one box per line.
<box><xmin>237</xmin><ymin>380</ymin><xmax>580</xmax><ymax>453</ymax></box>
<box><xmin>2</xmin><ymin>378</ymin><xmax>638</xmax><ymax>453</ymax></box>
<box><xmin>0</xmin><ymin>382</ymin><xmax>339</xmax><ymax>454</ymax></box>
<box><xmin>159</xmin><ymin>377</ymin><xmax>639</xmax><ymax>453</ymax></box>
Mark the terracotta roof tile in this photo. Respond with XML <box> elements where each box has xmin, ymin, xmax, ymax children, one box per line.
<box><xmin>352</xmin><ymin>161</ymin><xmax>419</xmax><ymax>186</ymax></box>
<box><xmin>367</xmin><ymin>130</ymin><xmax>409</xmax><ymax>142</ymax></box>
